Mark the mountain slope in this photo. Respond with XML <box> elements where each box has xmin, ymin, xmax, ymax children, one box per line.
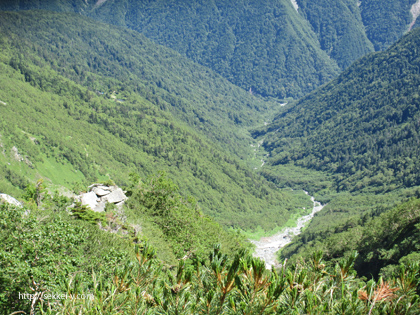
<box><xmin>0</xmin><ymin>11</ymin><xmax>310</xmax><ymax>231</ymax></box>
<box><xmin>281</xmin><ymin>196</ymin><xmax>420</xmax><ymax>279</ymax></box>
<box><xmin>0</xmin><ymin>10</ymin><xmax>280</xmax><ymax>161</ymax></box>
<box><xmin>360</xmin><ymin>0</ymin><xmax>416</xmax><ymax>51</ymax></box>
<box><xmin>0</xmin><ymin>0</ymin><xmax>342</xmax><ymax>99</ymax></box>
<box><xmin>2</xmin><ymin>0</ymin><xmax>419</xmax><ymax>100</ymax></box>
<box><xmin>89</xmin><ymin>0</ymin><xmax>340</xmax><ymax>99</ymax></box>
<box><xmin>3</xmin><ymin>202</ymin><xmax>420</xmax><ymax>314</ymax></box>
<box><xmin>254</xmin><ymin>27</ymin><xmax>420</xmax><ymax>268</ymax></box>
<box><xmin>296</xmin><ymin>0</ymin><xmax>375</xmax><ymax>69</ymax></box>
<box><xmin>260</xmin><ymin>27</ymin><xmax>420</xmax><ymax>194</ymax></box>
<box><xmin>297</xmin><ymin>0</ymin><xmax>418</xmax><ymax>62</ymax></box>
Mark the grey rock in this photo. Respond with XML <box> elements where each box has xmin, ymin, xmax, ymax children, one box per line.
<box><xmin>108</xmin><ymin>185</ymin><xmax>119</xmax><ymax>192</ymax></box>
<box><xmin>77</xmin><ymin>184</ymin><xmax>127</xmax><ymax>213</ymax></box>
<box><xmin>115</xmin><ymin>200</ymin><xmax>125</xmax><ymax>209</ymax></box>
<box><xmin>80</xmin><ymin>191</ymin><xmax>98</xmax><ymax>211</ymax></box>
<box><xmin>0</xmin><ymin>193</ymin><xmax>23</xmax><ymax>208</ymax></box>
<box><xmin>94</xmin><ymin>200</ymin><xmax>106</xmax><ymax>213</ymax></box>
<box><xmin>104</xmin><ymin>188</ymin><xmax>126</xmax><ymax>204</ymax></box>
<box><xmin>88</xmin><ymin>183</ymin><xmax>103</xmax><ymax>191</ymax></box>
<box><xmin>93</xmin><ymin>187</ymin><xmax>111</xmax><ymax>197</ymax></box>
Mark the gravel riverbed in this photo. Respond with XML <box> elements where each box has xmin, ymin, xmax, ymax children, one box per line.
<box><xmin>250</xmin><ymin>191</ymin><xmax>324</xmax><ymax>269</ymax></box>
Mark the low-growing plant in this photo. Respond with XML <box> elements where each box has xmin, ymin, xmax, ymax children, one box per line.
<box><xmin>70</xmin><ymin>202</ymin><xmax>107</xmax><ymax>226</ymax></box>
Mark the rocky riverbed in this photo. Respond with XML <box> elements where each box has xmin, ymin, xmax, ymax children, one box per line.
<box><xmin>250</xmin><ymin>191</ymin><xmax>324</xmax><ymax>269</ymax></box>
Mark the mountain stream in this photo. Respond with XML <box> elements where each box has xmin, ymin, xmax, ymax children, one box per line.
<box><xmin>250</xmin><ymin>191</ymin><xmax>324</xmax><ymax>269</ymax></box>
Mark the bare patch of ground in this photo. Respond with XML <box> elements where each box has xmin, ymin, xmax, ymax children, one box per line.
<box><xmin>290</xmin><ymin>0</ymin><xmax>299</xmax><ymax>11</ymax></box>
<box><xmin>95</xmin><ymin>0</ymin><xmax>108</xmax><ymax>7</ymax></box>
<box><xmin>409</xmin><ymin>0</ymin><xmax>420</xmax><ymax>31</ymax></box>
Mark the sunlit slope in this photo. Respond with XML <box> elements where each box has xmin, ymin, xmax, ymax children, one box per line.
<box><xmin>0</xmin><ymin>11</ymin><xmax>304</xmax><ymax>231</ymax></box>
<box><xmin>0</xmin><ymin>10</ymin><xmax>280</xmax><ymax>160</ymax></box>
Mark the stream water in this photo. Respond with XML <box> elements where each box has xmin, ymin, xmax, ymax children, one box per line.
<box><xmin>250</xmin><ymin>191</ymin><xmax>324</xmax><ymax>269</ymax></box>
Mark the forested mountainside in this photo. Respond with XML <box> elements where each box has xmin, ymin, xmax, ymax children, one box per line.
<box><xmin>0</xmin><ymin>10</ymin><xmax>279</xmax><ymax>161</ymax></box>
<box><xmin>0</xmin><ymin>10</ymin><xmax>312</xmax><ymax>232</ymax></box>
<box><xmin>296</xmin><ymin>0</ymin><xmax>374</xmax><ymax>69</ymax></box>
<box><xmin>259</xmin><ymin>27</ymin><xmax>420</xmax><ymax>193</ymax></box>
<box><xmin>360</xmin><ymin>0</ymin><xmax>418</xmax><ymax>51</ymax></box>
<box><xmin>1</xmin><ymin>0</ymin><xmax>418</xmax><ymax>99</ymax></box>
<box><xmin>89</xmin><ymin>0</ymin><xmax>340</xmax><ymax>99</ymax></box>
<box><xmin>0</xmin><ymin>0</ymin><xmax>340</xmax><ymax>99</ymax></box>
<box><xmin>1</xmin><ymin>5</ymin><xmax>420</xmax><ymax>315</ymax></box>
<box><xmin>254</xmin><ymin>27</ymin><xmax>420</xmax><ymax>269</ymax></box>
<box><xmin>297</xmin><ymin>0</ymin><xmax>418</xmax><ymax>66</ymax></box>
<box><xmin>284</xmin><ymin>197</ymin><xmax>420</xmax><ymax>279</ymax></box>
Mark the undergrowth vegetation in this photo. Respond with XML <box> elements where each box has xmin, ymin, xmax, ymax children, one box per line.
<box><xmin>2</xmin><ymin>188</ymin><xmax>420</xmax><ymax>314</ymax></box>
<box><xmin>3</xmin><ymin>206</ymin><xmax>419</xmax><ymax>315</ymax></box>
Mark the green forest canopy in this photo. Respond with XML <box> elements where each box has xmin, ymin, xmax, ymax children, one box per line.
<box><xmin>0</xmin><ymin>10</ymin><xmax>311</xmax><ymax>232</ymax></box>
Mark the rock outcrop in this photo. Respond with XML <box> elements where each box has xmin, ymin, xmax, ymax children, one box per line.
<box><xmin>0</xmin><ymin>193</ymin><xmax>23</xmax><ymax>208</ymax></box>
<box><xmin>11</xmin><ymin>146</ymin><xmax>24</xmax><ymax>162</ymax></box>
<box><xmin>77</xmin><ymin>184</ymin><xmax>127</xmax><ymax>212</ymax></box>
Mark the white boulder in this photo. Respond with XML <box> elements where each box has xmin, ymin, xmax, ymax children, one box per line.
<box><xmin>77</xmin><ymin>184</ymin><xmax>127</xmax><ymax>212</ymax></box>
<box><xmin>103</xmin><ymin>188</ymin><xmax>126</xmax><ymax>204</ymax></box>
<box><xmin>92</xmin><ymin>186</ymin><xmax>111</xmax><ymax>196</ymax></box>
<box><xmin>0</xmin><ymin>193</ymin><xmax>23</xmax><ymax>208</ymax></box>
<box><xmin>80</xmin><ymin>191</ymin><xmax>98</xmax><ymax>211</ymax></box>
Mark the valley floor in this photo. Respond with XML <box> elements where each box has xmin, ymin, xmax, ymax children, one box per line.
<box><xmin>250</xmin><ymin>191</ymin><xmax>324</xmax><ymax>268</ymax></box>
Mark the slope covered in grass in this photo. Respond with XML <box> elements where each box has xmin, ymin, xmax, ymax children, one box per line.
<box><xmin>0</xmin><ymin>10</ymin><xmax>280</xmax><ymax>160</ymax></box>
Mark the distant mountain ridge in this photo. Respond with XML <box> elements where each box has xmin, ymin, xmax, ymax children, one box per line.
<box><xmin>1</xmin><ymin>0</ymin><xmax>418</xmax><ymax>98</ymax></box>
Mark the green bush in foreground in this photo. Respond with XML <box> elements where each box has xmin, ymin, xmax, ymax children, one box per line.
<box><xmin>1</xmin><ymin>199</ymin><xmax>420</xmax><ymax>314</ymax></box>
<box><xmin>0</xmin><ymin>203</ymin><xmax>131</xmax><ymax>314</ymax></box>
<box><xmin>35</xmin><ymin>249</ymin><xmax>420</xmax><ymax>314</ymax></box>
